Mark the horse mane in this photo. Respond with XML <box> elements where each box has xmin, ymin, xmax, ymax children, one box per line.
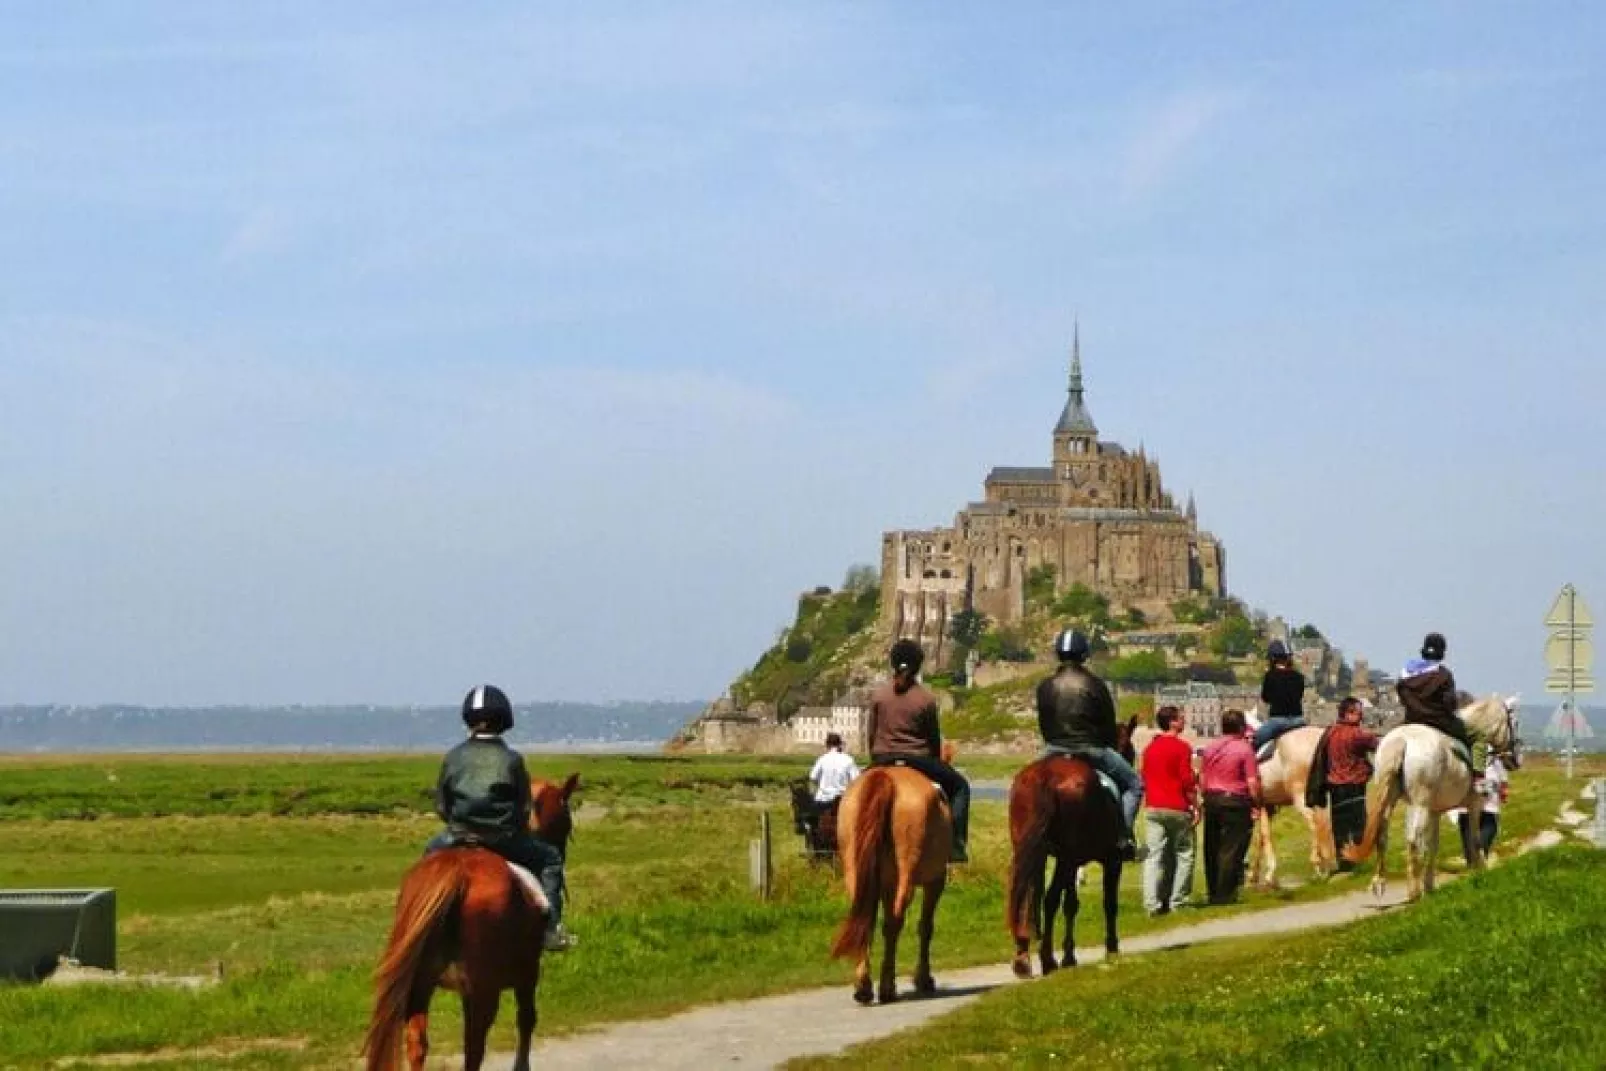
<box><xmin>831</xmin><ymin>768</ymin><xmax>896</xmax><ymax>960</ymax></box>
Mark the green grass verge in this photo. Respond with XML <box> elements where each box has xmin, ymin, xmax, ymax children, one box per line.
<box><xmin>795</xmin><ymin>844</ymin><xmax>1606</xmax><ymax>1069</ymax></box>
<box><xmin>0</xmin><ymin>754</ymin><xmax>1594</xmax><ymax>1069</ymax></box>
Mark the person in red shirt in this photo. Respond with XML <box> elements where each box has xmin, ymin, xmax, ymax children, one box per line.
<box><xmin>1200</xmin><ymin>709</ymin><xmax>1262</xmax><ymax>904</ymax></box>
<box><xmin>1324</xmin><ymin>696</ymin><xmax>1379</xmax><ymax>869</ymax></box>
<box><xmin>1141</xmin><ymin>705</ymin><xmax>1198</xmax><ymax>915</ymax></box>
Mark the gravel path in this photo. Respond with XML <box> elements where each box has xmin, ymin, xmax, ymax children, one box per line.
<box><xmin>471</xmin><ymin>883</ymin><xmax>1410</xmax><ymax>1070</ymax></box>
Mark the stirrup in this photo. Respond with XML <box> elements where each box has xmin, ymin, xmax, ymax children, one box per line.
<box><xmin>543</xmin><ymin>925</ymin><xmax>577</xmax><ymax>953</ymax></box>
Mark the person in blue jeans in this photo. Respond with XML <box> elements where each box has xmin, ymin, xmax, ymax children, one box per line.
<box><xmin>1252</xmin><ymin>639</ymin><xmax>1306</xmax><ymax>752</ymax></box>
<box><xmin>1035</xmin><ymin>628</ymin><xmax>1144</xmax><ymax>860</ymax></box>
<box><xmin>424</xmin><ymin>684</ymin><xmax>574</xmax><ymax>952</ymax></box>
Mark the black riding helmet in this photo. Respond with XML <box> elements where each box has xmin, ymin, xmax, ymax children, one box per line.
<box><xmin>1054</xmin><ymin>627</ymin><xmax>1091</xmax><ymax>663</ymax></box>
<box><xmin>890</xmin><ymin>639</ymin><xmax>925</xmax><ymax>676</ymax></box>
<box><xmin>1421</xmin><ymin>632</ymin><xmax>1448</xmax><ymax>661</ymax></box>
<box><xmin>462</xmin><ymin>683</ymin><xmax>515</xmax><ymax>733</ymax></box>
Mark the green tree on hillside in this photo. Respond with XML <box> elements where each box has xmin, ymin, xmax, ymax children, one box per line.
<box><xmin>1208</xmin><ymin>613</ymin><xmax>1258</xmax><ymax>658</ymax></box>
<box><xmin>1294</xmin><ymin>622</ymin><xmax>1324</xmax><ymax>641</ymax></box>
<box><xmin>1053</xmin><ymin>583</ymin><xmax>1110</xmax><ymax>625</ymax></box>
<box><xmin>1024</xmin><ymin>564</ymin><xmax>1057</xmax><ymax>609</ymax></box>
<box><xmin>1103</xmin><ymin>650</ymin><xmax>1178</xmax><ymax>685</ymax></box>
<box><xmin>843</xmin><ymin>563</ymin><xmax>880</xmax><ymax>594</ymax></box>
<box><xmin>948</xmin><ymin>608</ymin><xmax>988</xmax><ymax>649</ymax></box>
<box><xmin>977</xmin><ymin>626</ymin><xmax>1034</xmax><ymax>663</ymax></box>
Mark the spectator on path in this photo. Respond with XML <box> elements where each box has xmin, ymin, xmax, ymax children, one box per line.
<box><xmin>1141</xmin><ymin>705</ymin><xmax>1198</xmax><ymax>915</ymax></box>
<box><xmin>1454</xmin><ymin>753</ymin><xmax>1510</xmax><ymax>863</ymax></box>
<box><xmin>1324</xmin><ymin>697</ymin><xmax>1379</xmax><ymax>870</ymax></box>
<box><xmin>1201</xmin><ymin>709</ymin><xmax>1261</xmax><ymax>904</ymax></box>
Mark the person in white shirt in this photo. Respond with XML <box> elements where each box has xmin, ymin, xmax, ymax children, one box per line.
<box><xmin>809</xmin><ymin>732</ymin><xmax>860</xmax><ymax>806</ymax></box>
<box><xmin>1452</xmin><ymin>754</ymin><xmax>1509</xmax><ymax>862</ymax></box>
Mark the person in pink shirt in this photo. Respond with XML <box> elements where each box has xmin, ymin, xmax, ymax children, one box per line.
<box><xmin>1200</xmin><ymin>708</ymin><xmax>1262</xmax><ymax>904</ymax></box>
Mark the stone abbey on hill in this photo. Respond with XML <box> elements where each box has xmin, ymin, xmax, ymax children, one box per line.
<box><xmin>881</xmin><ymin>330</ymin><xmax>1227</xmax><ymax>664</ymax></box>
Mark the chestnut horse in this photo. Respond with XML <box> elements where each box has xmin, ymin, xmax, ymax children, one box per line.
<box><xmin>1007</xmin><ymin>717</ymin><xmax>1137</xmax><ymax>977</ymax></box>
<box><xmin>830</xmin><ymin>752</ymin><xmax>954</xmax><ymax>1005</ymax></box>
<box><xmin>362</xmin><ymin>773</ymin><xmax>580</xmax><ymax>1071</ymax></box>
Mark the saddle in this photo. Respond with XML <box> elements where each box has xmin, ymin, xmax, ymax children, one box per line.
<box><xmin>881</xmin><ymin>758</ymin><xmax>950</xmax><ymax>803</ymax></box>
<box><xmin>505</xmin><ymin>862</ymin><xmax>550</xmax><ymax>912</ymax></box>
<box><xmin>1041</xmin><ymin>749</ymin><xmax>1120</xmax><ymax>804</ymax></box>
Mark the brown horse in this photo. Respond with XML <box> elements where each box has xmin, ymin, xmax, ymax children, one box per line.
<box><xmin>830</xmin><ymin>758</ymin><xmax>953</xmax><ymax>1005</ymax></box>
<box><xmin>1007</xmin><ymin>717</ymin><xmax>1137</xmax><ymax>977</ymax></box>
<box><xmin>362</xmin><ymin>773</ymin><xmax>580</xmax><ymax>1071</ymax></box>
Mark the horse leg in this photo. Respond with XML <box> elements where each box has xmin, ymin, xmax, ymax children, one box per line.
<box><xmin>1040</xmin><ymin>861</ymin><xmax>1064</xmax><ymax>974</ymax></box>
<box><xmin>1403</xmin><ymin>806</ymin><xmax>1428</xmax><ymax>902</ymax></box>
<box><xmin>1422</xmin><ymin>809</ymin><xmax>1441</xmax><ymax>895</ymax></box>
<box><xmin>460</xmin><ymin>989</ymin><xmax>499</xmax><ymax>1071</ymax></box>
<box><xmin>1370</xmin><ymin>816</ymin><xmax>1390</xmax><ymax>900</ymax></box>
<box><xmin>1102</xmin><ymin>858</ymin><xmax>1121</xmax><ymax>956</ymax></box>
<box><xmin>1061</xmin><ymin>859</ymin><xmax>1081</xmax><ymax>969</ymax></box>
<box><xmin>912</xmin><ymin>877</ymin><xmax>945</xmax><ymax>996</ymax></box>
<box><xmin>1253</xmin><ymin>808</ymin><xmax>1276</xmax><ymax>888</ymax></box>
<box><xmin>1300</xmin><ymin>802</ymin><xmax>1331</xmax><ymax>877</ymax></box>
<box><xmin>511</xmin><ymin>983</ymin><xmax>538</xmax><ymax>1071</ymax></box>
<box><xmin>403</xmin><ymin>981</ymin><xmax>434</xmax><ymax>1071</ymax></box>
<box><xmin>878</xmin><ymin>885</ymin><xmax>908</xmax><ymax>1004</ymax></box>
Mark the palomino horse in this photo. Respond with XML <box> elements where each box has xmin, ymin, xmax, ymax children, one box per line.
<box><xmin>363</xmin><ymin>773</ymin><xmax>580</xmax><ymax>1071</ymax></box>
<box><xmin>1007</xmin><ymin>717</ymin><xmax>1137</xmax><ymax>977</ymax></box>
<box><xmin>831</xmin><ymin>755</ymin><xmax>953</xmax><ymax>1005</ymax></box>
<box><xmin>1343</xmin><ymin>696</ymin><xmax>1520</xmax><ymax>901</ymax></box>
<box><xmin>1249</xmin><ymin>727</ymin><xmax>1336</xmax><ymax>887</ymax></box>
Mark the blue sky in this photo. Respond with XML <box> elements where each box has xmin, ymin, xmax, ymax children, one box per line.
<box><xmin>2</xmin><ymin>3</ymin><xmax>1603</xmax><ymax>705</ymax></box>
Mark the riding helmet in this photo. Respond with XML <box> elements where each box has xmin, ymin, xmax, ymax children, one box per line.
<box><xmin>890</xmin><ymin>639</ymin><xmax>926</xmax><ymax>675</ymax></box>
<box><xmin>462</xmin><ymin>683</ymin><xmax>515</xmax><ymax>733</ymax></box>
<box><xmin>1054</xmin><ymin>628</ymin><xmax>1091</xmax><ymax>663</ymax></box>
<box><xmin>1421</xmin><ymin>632</ymin><xmax>1448</xmax><ymax>661</ymax></box>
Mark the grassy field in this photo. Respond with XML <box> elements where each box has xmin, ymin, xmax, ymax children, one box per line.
<box><xmin>0</xmin><ymin>752</ymin><xmax>1594</xmax><ymax>1069</ymax></box>
<box><xmin>797</xmin><ymin>844</ymin><xmax>1606</xmax><ymax>1069</ymax></box>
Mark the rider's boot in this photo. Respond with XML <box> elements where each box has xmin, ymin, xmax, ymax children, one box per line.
<box><xmin>949</xmin><ymin>783</ymin><xmax>971</xmax><ymax>864</ymax></box>
<box><xmin>538</xmin><ymin>864</ymin><xmax>576</xmax><ymax>953</ymax></box>
<box><xmin>1118</xmin><ymin>787</ymin><xmax>1142</xmax><ymax>862</ymax></box>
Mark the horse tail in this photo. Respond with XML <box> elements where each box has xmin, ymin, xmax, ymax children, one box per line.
<box><xmin>362</xmin><ymin>852</ymin><xmax>467</xmax><ymax>1070</ymax></box>
<box><xmin>831</xmin><ymin>768</ymin><xmax>896</xmax><ymax>960</ymax></box>
<box><xmin>1006</xmin><ymin>765</ymin><xmax>1056</xmax><ymax>941</ymax></box>
<box><xmin>1342</xmin><ymin>737</ymin><xmax>1405</xmax><ymax>865</ymax></box>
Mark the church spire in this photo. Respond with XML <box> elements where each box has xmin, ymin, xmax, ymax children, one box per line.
<box><xmin>1055</xmin><ymin>321</ymin><xmax>1098</xmax><ymax>437</ymax></box>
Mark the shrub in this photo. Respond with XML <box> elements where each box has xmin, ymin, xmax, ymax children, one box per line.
<box><xmin>1208</xmin><ymin>613</ymin><xmax>1257</xmax><ymax>658</ymax></box>
<box><xmin>1053</xmin><ymin>583</ymin><xmax>1110</xmax><ymax>625</ymax></box>
<box><xmin>1024</xmin><ymin>564</ymin><xmax>1057</xmax><ymax>608</ymax></box>
<box><xmin>1104</xmin><ymin>651</ymin><xmax>1178</xmax><ymax>685</ymax></box>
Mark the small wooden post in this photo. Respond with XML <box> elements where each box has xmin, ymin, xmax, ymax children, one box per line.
<box><xmin>749</xmin><ymin>812</ymin><xmax>773</xmax><ymax>900</ymax></box>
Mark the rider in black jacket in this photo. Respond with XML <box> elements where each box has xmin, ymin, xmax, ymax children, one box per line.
<box><xmin>425</xmin><ymin>684</ymin><xmax>574</xmax><ymax>951</ymax></box>
<box><xmin>1036</xmin><ymin>629</ymin><xmax>1144</xmax><ymax>860</ymax></box>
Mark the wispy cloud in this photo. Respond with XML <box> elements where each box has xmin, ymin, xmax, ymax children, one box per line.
<box><xmin>1121</xmin><ymin>88</ymin><xmax>1246</xmax><ymax>200</ymax></box>
<box><xmin>221</xmin><ymin>207</ymin><xmax>292</xmax><ymax>264</ymax></box>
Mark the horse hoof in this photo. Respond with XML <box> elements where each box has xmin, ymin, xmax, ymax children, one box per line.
<box><xmin>1040</xmin><ymin>957</ymin><xmax>1057</xmax><ymax>975</ymax></box>
<box><xmin>1011</xmin><ymin>958</ymin><xmax>1033</xmax><ymax>979</ymax></box>
<box><xmin>1105</xmin><ymin>943</ymin><xmax>1120</xmax><ymax>956</ymax></box>
<box><xmin>852</xmin><ymin>985</ymin><xmax>874</xmax><ymax>1006</ymax></box>
<box><xmin>914</xmin><ymin>975</ymin><xmax>937</xmax><ymax>997</ymax></box>
<box><xmin>878</xmin><ymin>989</ymin><xmax>900</xmax><ymax>1005</ymax></box>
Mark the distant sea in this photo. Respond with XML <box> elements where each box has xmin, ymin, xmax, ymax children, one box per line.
<box><xmin>0</xmin><ymin>701</ymin><xmax>705</xmax><ymax>754</ymax></box>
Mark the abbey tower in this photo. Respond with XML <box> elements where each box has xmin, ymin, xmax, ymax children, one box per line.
<box><xmin>881</xmin><ymin>329</ymin><xmax>1226</xmax><ymax>662</ymax></box>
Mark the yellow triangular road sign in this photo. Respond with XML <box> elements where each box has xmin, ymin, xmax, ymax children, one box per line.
<box><xmin>1545</xmin><ymin>586</ymin><xmax>1594</xmax><ymax>629</ymax></box>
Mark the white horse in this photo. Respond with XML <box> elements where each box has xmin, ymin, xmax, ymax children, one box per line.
<box><xmin>1249</xmin><ymin>726</ymin><xmax>1335</xmax><ymax>887</ymax></box>
<box><xmin>1343</xmin><ymin>694</ymin><xmax>1521</xmax><ymax>901</ymax></box>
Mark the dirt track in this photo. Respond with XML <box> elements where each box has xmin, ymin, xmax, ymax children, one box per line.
<box><xmin>475</xmin><ymin>883</ymin><xmax>1411</xmax><ymax>1070</ymax></box>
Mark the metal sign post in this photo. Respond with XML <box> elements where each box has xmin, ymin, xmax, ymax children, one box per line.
<box><xmin>1544</xmin><ymin>585</ymin><xmax>1595</xmax><ymax>778</ymax></box>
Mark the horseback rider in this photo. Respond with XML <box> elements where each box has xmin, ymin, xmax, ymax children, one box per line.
<box><xmin>866</xmin><ymin>639</ymin><xmax>971</xmax><ymax>864</ymax></box>
<box><xmin>1397</xmin><ymin>632</ymin><xmax>1476</xmax><ymax>758</ymax></box>
<box><xmin>1251</xmin><ymin>639</ymin><xmax>1306</xmax><ymax>752</ymax></box>
<box><xmin>809</xmin><ymin>731</ymin><xmax>860</xmax><ymax>810</ymax></box>
<box><xmin>1035</xmin><ymin>628</ymin><xmax>1144</xmax><ymax>861</ymax></box>
<box><xmin>424</xmin><ymin>684</ymin><xmax>575</xmax><ymax>952</ymax></box>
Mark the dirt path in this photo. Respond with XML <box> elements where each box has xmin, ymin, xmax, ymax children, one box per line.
<box><xmin>474</xmin><ymin>884</ymin><xmax>1410</xmax><ymax>1071</ymax></box>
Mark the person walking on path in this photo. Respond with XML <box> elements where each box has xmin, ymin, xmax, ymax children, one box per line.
<box><xmin>1035</xmin><ymin>627</ymin><xmax>1145</xmax><ymax>860</ymax></box>
<box><xmin>866</xmin><ymin>639</ymin><xmax>971</xmax><ymax>863</ymax></box>
<box><xmin>1455</xmin><ymin>753</ymin><xmax>1510</xmax><ymax>862</ymax></box>
<box><xmin>1141</xmin><ymin>705</ymin><xmax>1198</xmax><ymax>914</ymax></box>
<box><xmin>1323</xmin><ymin>697</ymin><xmax>1379</xmax><ymax>870</ymax></box>
<box><xmin>1201</xmin><ymin>709</ymin><xmax>1261</xmax><ymax>904</ymax></box>
<box><xmin>1251</xmin><ymin>639</ymin><xmax>1307</xmax><ymax>751</ymax></box>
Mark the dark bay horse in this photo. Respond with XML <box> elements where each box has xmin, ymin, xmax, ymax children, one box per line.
<box><xmin>1007</xmin><ymin>718</ymin><xmax>1137</xmax><ymax>977</ymax></box>
<box><xmin>363</xmin><ymin>773</ymin><xmax>580</xmax><ymax>1071</ymax></box>
<box><xmin>831</xmin><ymin>754</ymin><xmax>953</xmax><ymax>1005</ymax></box>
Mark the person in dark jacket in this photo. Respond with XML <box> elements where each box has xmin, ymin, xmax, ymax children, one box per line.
<box><xmin>866</xmin><ymin>639</ymin><xmax>971</xmax><ymax>863</ymax></box>
<box><xmin>1323</xmin><ymin>696</ymin><xmax>1379</xmax><ymax>869</ymax></box>
<box><xmin>425</xmin><ymin>684</ymin><xmax>574</xmax><ymax>951</ymax></box>
<box><xmin>1036</xmin><ymin>628</ymin><xmax>1143</xmax><ymax>860</ymax></box>
<box><xmin>1397</xmin><ymin>632</ymin><xmax>1474</xmax><ymax>754</ymax></box>
<box><xmin>1251</xmin><ymin>639</ymin><xmax>1306</xmax><ymax>751</ymax></box>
